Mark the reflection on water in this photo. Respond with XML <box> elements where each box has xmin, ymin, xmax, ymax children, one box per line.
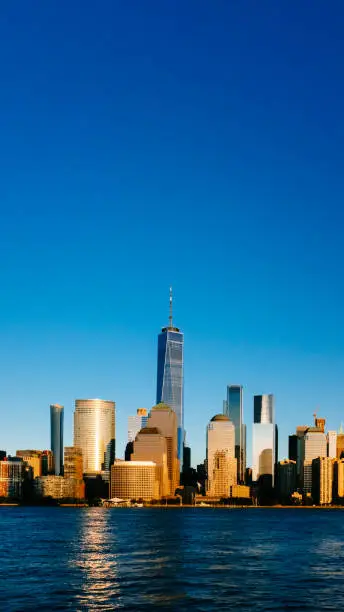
<box><xmin>71</xmin><ymin>510</ymin><xmax>121</xmax><ymax>609</ymax></box>
<box><xmin>2</xmin><ymin>508</ymin><xmax>344</xmax><ymax>611</ymax></box>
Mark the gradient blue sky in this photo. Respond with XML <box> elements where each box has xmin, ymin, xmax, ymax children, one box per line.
<box><xmin>1</xmin><ymin>1</ymin><xmax>344</xmax><ymax>466</ymax></box>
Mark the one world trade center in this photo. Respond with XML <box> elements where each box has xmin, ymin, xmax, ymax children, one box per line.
<box><xmin>156</xmin><ymin>288</ymin><xmax>184</xmax><ymax>463</ymax></box>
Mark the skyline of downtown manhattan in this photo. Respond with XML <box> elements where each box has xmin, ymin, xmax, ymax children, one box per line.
<box><xmin>2</xmin><ymin>2</ymin><xmax>344</xmax><ymax>467</ymax></box>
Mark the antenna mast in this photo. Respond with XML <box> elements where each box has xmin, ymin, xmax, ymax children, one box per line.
<box><xmin>169</xmin><ymin>286</ymin><xmax>173</xmax><ymax>328</ymax></box>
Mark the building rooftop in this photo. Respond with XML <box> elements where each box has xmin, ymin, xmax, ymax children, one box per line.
<box><xmin>138</xmin><ymin>427</ymin><xmax>161</xmax><ymax>435</ymax></box>
<box><xmin>151</xmin><ymin>403</ymin><xmax>172</xmax><ymax>412</ymax></box>
<box><xmin>210</xmin><ymin>414</ymin><xmax>230</xmax><ymax>422</ymax></box>
<box><xmin>113</xmin><ymin>461</ymin><xmax>156</xmax><ymax>467</ymax></box>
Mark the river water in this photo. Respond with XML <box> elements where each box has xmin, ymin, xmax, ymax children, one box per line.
<box><xmin>0</xmin><ymin>507</ymin><xmax>344</xmax><ymax>611</ymax></box>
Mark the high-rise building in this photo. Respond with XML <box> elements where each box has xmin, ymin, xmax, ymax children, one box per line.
<box><xmin>294</xmin><ymin>426</ymin><xmax>308</xmax><ymax>480</ymax></box>
<box><xmin>128</xmin><ymin>409</ymin><xmax>148</xmax><ymax>443</ymax></box>
<box><xmin>64</xmin><ymin>447</ymin><xmax>83</xmax><ymax>480</ymax></box>
<box><xmin>224</xmin><ymin>385</ymin><xmax>246</xmax><ymax>483</ymax></box>
<box><xmin>337</xmin><ymin>424</ymin><xmax>344</xmax><ymax>459</ymax></box>
<box><xmin>288</xmin><ymin>435</ymin><xmax>298</xmax><ymax>462</ymax></box>
<box><xmin>252</xmin><ymin>395</ymin><xmax>276</xmax><ymax>485</ymax></box>
<box><xmin>312</xmin><ymin>457</ymin><xmax>333</xmax><ymax>505</ymax></box>
<box><xmin>131</xmin><ymin>427</ymin><xmax>169</xmax><ymax>498</ymax></box>
<box><xmin>111</xmin><ymin>461</ymin><xmax>157</xmax><ymax>501</ymax></box>
<box><xmin>0</xmin><ymin>458</ymin><xmax>25</xmax><ymax>498</ymax></box>
<box><xmin>147</xmin><ymin>403</ymin><xmax>180</xmax><ymax>495</ymax></box>
<box><xmin>206</xmin><ymin>415</ymin><xmax>236</xmax><ymax>498</ymax></box>
<box><xmin>301</xmin><ymin>427</ymin><xmax>327</xmax><ymax>493</ymax></box>
<box><xmin>334</xmin><ymin>459</ymin><xmax>344</xmax><ymax>499</ymax></box>
<box><xmin>327</xmin><ymin>431</ymin><xmax>337</xmax><ymax>458</ymax></box>
<box><xmin>156</xmin><ymin>288</ymin><xmax>184</xmax><ymax>463</ymax></box>
<box><xmin>64</xmin><ymin>446</ymin><xmax>85</xmax><ymax>500</ymax></box>
<box><xmin>41</xmin><ymin>450</ymin><xmax>54</xmax><ymax>475</ymax></box>
<box><xmin>50</xmin><ymin>404</ymin><xmax>64</xmax><ymax>476</ymax></box>
<box><xmin>16</xmin><ymin>450</ymin><xmax>42</xmax><ymax>478</ymax></box>
<box><xmin>277</xmin><ymin>460</ymin><xmax>297</xmax><ymax>500</ymax></box>
<box><xmin>74</xmin><ymin>399</ymin><xmax>115</xmax><ymax>473</ymax></box>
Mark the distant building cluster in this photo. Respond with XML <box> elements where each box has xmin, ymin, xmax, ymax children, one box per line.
<box><xmin>1</xmin><ymin>291</ymin><xmax>343</xmax><ymax>507</ymax></box>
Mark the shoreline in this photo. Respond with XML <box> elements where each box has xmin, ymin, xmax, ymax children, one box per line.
<box><xmin>1</xmin><ymin>504</ymin><xmax>344</xmax><ymax>509</ymax></box>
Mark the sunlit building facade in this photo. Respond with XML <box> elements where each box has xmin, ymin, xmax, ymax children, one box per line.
<box><xmin>50</xmin><ymin>404</ymin><xmax>64</xmax><ymax>476</ymax></box>
<box><xmin>64</xmin><ymin>446</ymin><xmax>84</xmax><ymax>499</ymax></box>
<box><xmin>131</xmin><ymin>427</ymin><xmax>169</xmax><ymax>497</ymax></box>
<box><xmin>74</xmin><ymin>399</ymin><xmax>115</xmax><ymax>473</ymax></box>
<box><xmin>312</xmin><ymin>457</ymin><xmax>333</xmax><ymax>505</ymax></box>
<box><xmin>147</xmin><ymin>403</ymin><xmax>180</xmax><ymax>495</ymax></box>
<box><xmin>156</xmin><ymin>290</ymin><xmax>184</xmax><ymax>462</ymax></box>
<box><xmin>335</xmin><ymin>459</ymin><xmax>344</xmax><ymax>499</ymax></box>
<box><xmin>252</xmin><ymin>395</ymin><xmax>276</xmax><ymax>485</ymax></box>
<box><xmin>128</xmin><ymin>409</ymin><xmax>148</xmax><ymax>443</ymax></box>
<box><xmin>301</xmin><ymin>427</ymin><xmax>327</xmax><ymax>493</ymax></box>
<box><xmin>0</xmin><ymin>458</ymin><xmax>25</xmax><ymax>498</ymax></box>
<box><xmin>34</xmin><ymin>475</ymin><xmax>66</xmax><ymax>499</ymax></box>
<box><xmin>337</xmin><ymin>427</ymin><xmax>344</xmax><ymax>459</ymax></box>
<box><xmin>224</xmin><ymin>385</ymin><xmax>246</xmax><ymax>483</ymax></box>
<box><xmin>206</xmin><ymin>415</ymin><xmax>236</xmax><ymax>497</ymax></box>
<box><xmin>111</xmin><ymin>461</ymin><xmax>157</xmax><ymax>500</ymax></box>
<box><xmin>16</xmin><ymin>450</ymin><xmax>42</xmax><ymax>478</ymax></box>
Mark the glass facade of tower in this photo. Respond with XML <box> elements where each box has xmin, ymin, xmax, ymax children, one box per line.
<box><xmin>252</xmin><ymin>394</ymin><xmax>276</xmax><ymax>485</ymax></box>
<box><xmin>74</xmin><ymin>399</ymin><xmax>115</xmax><ymax>473</ymax></box>
<box><xmin>224</xmin><ymin>385</ymin><xmax>246</xmax><ymax>483</ymax></box>
<box><xmin>50</xmin><ymin>404</ymin><xmax>64</xmax><ymax>476</ymax></box>
<box><xmin>156</xmin><ymin>328</ymin><xmax>184</xmax><ymax>461</ymax></box>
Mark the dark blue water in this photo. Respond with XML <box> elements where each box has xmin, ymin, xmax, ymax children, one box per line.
<box><xmin>1</xmin><ymin>508</ymin><xmax>344</xmax><ymax>611</ymax></box>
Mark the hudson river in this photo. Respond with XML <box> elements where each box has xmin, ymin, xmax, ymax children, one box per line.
<box><xmin>1</xmin><ymin>507</ymin><xmax>344</xmax><ymax>611</ymax></box>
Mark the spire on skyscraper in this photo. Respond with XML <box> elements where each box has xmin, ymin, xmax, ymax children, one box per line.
<box><xmin>169</xmin><ymin>286</ymin><xmax>173</xmax><ymax>329</ymax></box>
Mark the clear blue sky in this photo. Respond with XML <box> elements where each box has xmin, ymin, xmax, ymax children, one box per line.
<box><xmin>1</xmin><ymin>1</ymin><xmax>344</xmax><ymax>466</ymax></box>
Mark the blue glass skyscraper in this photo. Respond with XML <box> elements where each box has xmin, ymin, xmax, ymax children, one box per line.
<box><xmin>50</xmin><ymin>404</ymin><xmax>64</xmax><ymax>476</ymax></box>
<box><xmin>224</xmin><ymin>385</ymin><xmax>246</xmax><ymax>483</ymax></box>
<box><xmin>156</xmin><ymin>289</ymin><xmax>184</xmax><ymax>463</ymax></box>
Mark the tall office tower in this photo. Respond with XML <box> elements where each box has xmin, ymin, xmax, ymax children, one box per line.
<box><xmin>156</xmin><ymin>288</ymin><xmax>184</xmax><ymax>463</ymax></box>
<box><xmin>224</xmin><ymin>385</ymin><xmax>246</xmax><ymax>483</ymax></box>
<box><xmin>147</xmin><ymin>403</ymin><xmax>180</xmax><ymax>495</ymax></box>
<box><xmin>206</xmin><ymin>415</ymin><xmax>236</xmax><ymax>498</ymax></box>
<box><xmin>327</xmin><ymin>431</ymin><xmax>337</xmax><ymax>458</ymax></box>
<box><xmin>301</xmin><ymin>427</ymin><xmax>327</xmax><ymax>493</ymax></box>
<box><xmin>337</xmin><ymin>424</ymin><xmax>344</xmax><ymax>458</ymax></box>
<box><xmin>312</xmin><ymin>457</ymin><xmax>333</xmax><ymax>505</ymax></box>
<box><xmin>50</xmin><ymin>404</ymin><xmax>64</xmax><ymax>476</ymax></box>
<box><xmin>111</xmin><ymin>461</ymin><xmax>157</xmax><ymax>500</ymax></box>
<box><xmin>128</xmin><ymin>409</ymin><xmax>148</xmax><ymax>443</ymax></box>
<box><xmin>16</xmin><ymin>450</ymin><xmax>42</xmax><ymax>478</ymax></box>
<box><xmin>252</xmin><ymin>395</ymin><xmax>276</xmax><ymax>485</ymax></box>
<box><xmin>277</xmin><ymin>460</ymin><xmax>297</xmax><ymax>501</ymax></box>
<box><xmin>132</xmin><ymin>427</ymin><xmax>169</xmax><ymax>497</ymax></box>
<box><xmin>74</xmin><ymin>399</ymin><xmax>115</xmax><ymax>473</ymax></box>
<box><xmin>295</xmin><ymin>426</ymin><xmax>308</xmax><ymax>480</ymax></box>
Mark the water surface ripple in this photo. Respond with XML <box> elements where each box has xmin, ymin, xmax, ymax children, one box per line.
<box><xmin>1</xmin><ymin>507</ymin><xmax>344</xmax><ymax>611</ymax></box>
